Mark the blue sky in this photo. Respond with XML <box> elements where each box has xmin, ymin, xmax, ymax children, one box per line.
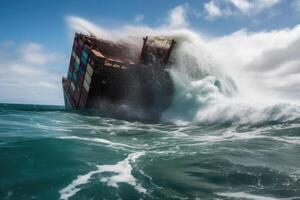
<box><xmin>1</xmin><ymin>0</ymin><xmax>300</xmax><ymax>105</ymax></box>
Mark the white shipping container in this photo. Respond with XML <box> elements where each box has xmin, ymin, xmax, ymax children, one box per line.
<box><xmin>87</xmin><ymin>63</ymin><xmax>93</xmax><ymax>76</ymax></box>
<box><xmin>84</xmin><ymin>72</ymin><xmax>91</xmax><ymax>85</ymax></box>
<box><xmin>71</xmin><ymin>82</ymin><xmax>75</xmax><ymax>92</ymax></box>
<box><xmin>83</xmin><ymin>80</ymin><xmax>90</xmax><ymax>92</ymax></box>
<box><xmin>75</xmin><ymin>55</ymin><xmax>80</xmax><ymax>65</ymax></box>
<box><xmin>72</xmin><ymin>51</ymin><xmax>76</xmax><ymax>59</ymax></box>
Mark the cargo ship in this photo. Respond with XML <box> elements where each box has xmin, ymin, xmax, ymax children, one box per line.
<box><xmin>62</xmin><ymin>33</ymin><xmax>176</xmax><ymax>120</ymax></box>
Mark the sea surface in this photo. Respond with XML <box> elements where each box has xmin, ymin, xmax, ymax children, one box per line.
<box><xmin>0</xmin><ymin>103</ymin><xmax>300</xmax><ymax>200</ymax></box>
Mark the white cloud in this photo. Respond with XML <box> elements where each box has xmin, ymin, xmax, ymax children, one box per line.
<box><xmin>204</xmin><ymin>1</ymin><xmax>223</xmax><ymax>19</ymax></box>
<box><xmin>203</xmin><ymin>0</ymin><xmax>281</xmax><ymax>19</ymax></box>
<box><xmin>19</xmin><ymin>43</ymin><xmax>61</xmax><ymax>65</ymax></box>
<box><xmin>134</xmin><ymin>14</ymin><xmax>144</xmax><ymax>23</ymax></box>
<box><xmin>257</xmin><ymin>0</ymin><xmax>281</xmax><ymax>9</ymax></box>
<box><xmin>207</xmin><ymin>25</ymin><xmax>300</xmax><ymax>101</ymax></box>
<box><xmin>229</xmin><ymin>0</ymin><xmax>281</xmax><ymax>13</ymax></box>
<box><xmin>229</xmin><ymin>0</ymin><xmax>251</xmax><ymax>13</ymax></box>
<box><xmin>0</xmin><ymin>42</ymin><xmax>64</xmax><ymax>105</ymax></box>
<box><xmin>168</xmin><ymin>5</ymin><xmax>188</xmax><ymax>28</ymax></box>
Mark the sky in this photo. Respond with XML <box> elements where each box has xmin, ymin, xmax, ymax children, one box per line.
<box><xmin>1</xmin><ymin>0</ymin><xmax>300</xmax><ymax>105</ymax></box>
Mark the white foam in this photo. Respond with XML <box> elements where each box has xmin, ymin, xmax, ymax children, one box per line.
<box><xmin>217</xmin><ymin>192</ymin><xmax>300</xmax><ymax>200</ymax></box>
<box><xmin>270</xmin><ymin>136</ymin><xmax>300</xmax><ymax>145</ymax></box>
<box><xmin>97</xmin><ymin>152</ymin><xmax>146</xmax><ymax>193</ymax></box>
<box><xmin>57</xmin><ymin>136</ymin><xmax>132</xmax><ymax>148</ymax></box>
<box><xmin>59</xmin><ymin>170</ymin><xmax>98</xmax><ymax>200</ymax></box>
<box><xmin>59</xmin><ymin>152</ymin><xmax>145</xmax><ymax>200</ymax></box>
<box><xmin>182</xmin><ymin>125</ymin><xmax>300</xmax><ymax>145</ymax></box>
<box><xmin>217</xmin><ymin>192</ymin><xmax>278</xmax><ymax>200</ymax></box>
<box><xmin>194</xmin><ymin>102</ymin><xmax>300</xmax><ymax>125</ymax></box>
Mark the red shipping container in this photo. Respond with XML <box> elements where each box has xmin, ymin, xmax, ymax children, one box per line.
<box><xmin>76</xmin><ymin>44</ymin><xmax>83</xmax><ymax>56</ymax></box>
<box><xmin>69</xmin><ymin>65</ymin><xmax>75</xmax><ymax>73</ymax></box>
<box><xmin>79</xmin><ymin>39</ymin><xmax>83</xmax><ymax>47</ymax></box>
<box><xmin>77</xmin><ymin>71</ymin><xmax>84</xmax><ymax>83</ymax></box>
<box><xmin>73</xmin><ymin>41</ymin><xmax>78</xmax><ymax>50</ymax></box>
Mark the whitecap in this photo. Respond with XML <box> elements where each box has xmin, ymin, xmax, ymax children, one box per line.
<box><xmin>217</xmin><ymin>192</ymin><xmax>278</xmax><ymax>200</ymax></box>
<box><xmin>57</xmin><ymin>135</ymin><xmax>133</xmax><ymax>149</ymax></box>
<box><xmin>59</xmin><ymin>152</ymin><xmax>146</xmax><ymax>200</ymax></box>
<box><xmin>217</xmin><ymin>192</ymin><xmax>300</xmax><ymax>200</ymax></box>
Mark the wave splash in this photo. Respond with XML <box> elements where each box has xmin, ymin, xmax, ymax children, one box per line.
<box><xmin>161</xmin><ymin>32</ymin><xmax>300</xmax><ymax>125</ymax></box>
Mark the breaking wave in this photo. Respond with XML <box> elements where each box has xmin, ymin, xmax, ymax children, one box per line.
<box><xmin>67</xmin><ymin>17</ymin><xmax>300</xmax><ymax>125</ymax></box>
<box><xmin>161</xmin><ymin>32</ymin><xmax>300</xmax><ymax>125</ymax></box>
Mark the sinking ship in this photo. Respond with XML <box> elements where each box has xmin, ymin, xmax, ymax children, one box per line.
<box><xmin>62</xmin><ymin>33</ymin><xmax>176</xmax><ymax>119</ymax></box>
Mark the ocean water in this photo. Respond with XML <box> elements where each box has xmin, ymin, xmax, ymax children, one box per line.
<box><xmin>0</xmin><ymin>103</ymin><xmax>300</xmax><ymax>200</ymax></box>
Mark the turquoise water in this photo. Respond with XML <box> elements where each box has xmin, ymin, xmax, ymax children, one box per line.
<box><xmin>0</xmin><ymin>103</ymin><xmax>300</xmax><ymax>200</ymax></box>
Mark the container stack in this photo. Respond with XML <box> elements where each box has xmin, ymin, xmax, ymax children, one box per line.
<box><xmin>62</xmin><ymin>33</ymin><xmax>176</xmax><ymax>119</ymax></box>
<box><xmin>65</xmin><ymin>34</ymin><xmax>95</xmax><ymax>109</ymax></box>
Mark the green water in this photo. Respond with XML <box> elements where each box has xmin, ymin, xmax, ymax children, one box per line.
<box><xmin>0</xmin><ymin>103</ymin><xmax>299</xmax><ymax>200</ymax></box>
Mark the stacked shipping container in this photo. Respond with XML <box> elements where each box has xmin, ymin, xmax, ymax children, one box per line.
<box><xmin>62</xmin><ymin>33</ymin><xmax>176</xmax><ymax>119</ymax></box>
<box><xmin>65</xmin><ymin>34</ymin><xmax>94</xmax><ymax>109</ymax></box>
